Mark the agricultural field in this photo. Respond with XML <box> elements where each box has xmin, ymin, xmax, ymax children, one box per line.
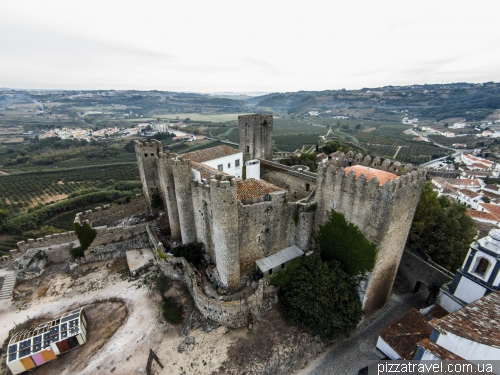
<box><xmin>0</xmin><ymin>163</ymin><xmax>140</xmax><ymax>214</ymax></box>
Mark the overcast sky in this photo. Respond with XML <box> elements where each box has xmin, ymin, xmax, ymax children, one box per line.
<box><xmin>1</xmin><ymin>0</ymin><xmax>499</xmax><ymax>93</ymax></box>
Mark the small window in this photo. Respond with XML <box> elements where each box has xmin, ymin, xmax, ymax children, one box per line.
<box><xmin>217</xmin><ymin>164</ymin><xmax>223</xmax><ymax>171</ymax></box>
<box><xmin>228</xmin><ymin>163</ymin><xmax>231</xmax><ymax>169</ymax></box>
<box><xmin>473</xmin><ymin>257</ymin><xmax>490</xmax><ymax>277</ymax></box>
<box><xmin>246</xmin><ymin>146</ymin><xmax>250</xmax><ymax>153</ymax></box>
<box><xmin>305</xmin><ymin>183</ymin><xmax>310</xmax><ymax>192</ymax></box>
<box><xmin>235</xmin><ymin>159</ymin><xmax>240</xmax><ymax>167</ymax></box>
<box><xmin>268</xmin><ymin>268</ymin><xmax>272</xmax><ymax>275</ymax></box>
<box><xmin>144</xmin><ymin>153</ymin><xmax>148</xmax><ymax>157</ymax></box>
<box><xmin>281</xmin><ymin>263</ymin><xmax>285</xmax><ymax>269</ymax></box>
<box><xmin>151</xmin><ymin>153</ymin><xmax>154</xmax><ymax>156</ymax></box>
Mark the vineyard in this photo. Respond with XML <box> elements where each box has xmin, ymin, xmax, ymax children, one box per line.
<box><xmin>0</xmin><ymin>163</ymin><xmax>140</xmax><ymax>214</ymax></box>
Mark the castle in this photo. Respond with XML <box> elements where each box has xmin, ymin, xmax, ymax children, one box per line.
<box><xmin>135</xmin><ymin>114</ymin><xmax>426</xmax><ymax>315</ymax></box>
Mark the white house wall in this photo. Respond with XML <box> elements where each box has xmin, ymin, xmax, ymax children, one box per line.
<box><xmin>436</xmin><ymin>331</ymin><xmax>500</xmax><ymax>361</ymax></box>
<box><xmin>454</xmin><ymin>277</ymin><xmax>486</xmax><ymax>304</ymax></box>
<box><xmin>436</xmin><ymin>291</ymin><xmax>464</xmax><ymax>313</ymax></box>
<box><xmin>376</xmin><ymin>337</ymin><xmax>401</xmax><ymax>360</ymax></box>
<box><xmin>202</xmin><ymin>153</ymin><xmax>243</xmax><ymax>179</ymax></box>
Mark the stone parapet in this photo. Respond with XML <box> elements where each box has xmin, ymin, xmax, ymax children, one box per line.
<box><xmin>17</xmin><ymin>231</ymin><xmax>77</xmax><ymax>252</ymax></box>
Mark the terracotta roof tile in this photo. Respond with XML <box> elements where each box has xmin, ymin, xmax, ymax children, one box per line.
<box><xmin>182</xmin><ymin>145</ymin><xmax>240</xmax><ymax>163</ymax></box>
<box><xmin>236</xmin><ymin>179</ymin><xmax>284</xmax><ymax>200</ymax></box>
<box><xmin>379</xmin><ymin>308</ymin><xmax>433</xmax><ymax>360</ymax></box>
<box><xmin>425</xmin><ymin>305</ymin><xmax>449</xmax><ymax>320</ymax></box>
<box><xmin>480</xmin><ymin>203</ymin><xmax>500</xmax><ymax>220</ymax></box>
<box><xmin>484</xmin><ymin>184</ymin><xmax>500</xmax><ymax>191</ymax></box>
<box><xmin>344</xmin><ymin>165</ymin><xmax>398</xmax><ymax>186</ymax></box>
<box><xmin>459</xmin><ymin>189</ymin><xmax>480</xmax><ymax>199</ymax></box>
<box><xmin>432</xmin><ymin>291</ymin><xmax>500</xmax><ymax>347</ymax></box>
<box><xmin>467</xmin><ymin>209</ymin><xmax>498</xmax><ymax>222</ymax></box>
<box><xmin>416</xmin><ymin>338</ymin><xmax>464</xmax><ymax>360</ymax></box>
<box><xmin>471</xmin><ymin>163</ymin><xmax>489</xmax><ymax>170</ymax></box>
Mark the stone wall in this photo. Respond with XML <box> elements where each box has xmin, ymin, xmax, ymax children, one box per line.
<box><xmin>84</xmin><ymin>233</ymin><xmax>149</xmax><ymax>262</ymax></box>
<box><xmin>173</xmin><ymin>157</ymin><xmax>197</xmax><ymax>244</ymax></box>
<box><xmin>17</xmin><ymin>231</ymin><xmax>77</xmax><ymax>252</ymax></box>
<box><xmin>80</xmin><ymin>197</ymin><xmax>149</xmax><ymax>227</ymax></box>
<box><xmin>260</xmin><ymin>160</ymin><xmax>316</xmax><ymax>201</ymax></box>
<box><xmin>314</xmin><ymin>161</ymin><xmax>426</xmax><ymax>315</ymax></box>
<box><xmin>238</xmin><ymin>191</ymin><xmax>315</xmax><ymax>275</ymax></box>
<box><xmin>398</xmin><ymin>248</ymin><xmax>453</xmax><ymax>293</ymax></box>
<box><xmin>157</xmin><ymin>254</ymin><xmax>277</xmax><ymax>328</ymax></box>
<box><xmin>91</xmin><ymin>223</ymin><xmax>147</xmax><ymax>247</ymax></box>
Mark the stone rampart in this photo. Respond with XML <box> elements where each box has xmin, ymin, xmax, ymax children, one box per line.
<box><xmin>261</xmin><ymin>160</ymin><xmax>317</xmax><ymax>201</ymax></box>
<box><xmin>91</xmin><ymin>223</ymin><xmax>147</xmax><ymax>247</ymax></box>
<box><xmin>84</xmin><ymin>233</ymin><xmax>149</xmax><ymax>262</ymax></box>
<box><xmin>238</xmin><ymin>191</ymin><xmax>315</xmax><ymax>275</ymax></box>
<box><xmin>398</xmin><ymin>248</ymin><xmax>453</xmax><ymax>293</ymax></box>
<box><xmin>315</xmin><ymin>160</ymin><xmax>426</xmax><ymax>315</ymax></box>
<box><xmin>17</xmin><ymin>231</ymin><xmax>77</xmax><ymax>252</ymax></box>
<box><xmin>157</xmin><ymin>255</ymin><xmax>276</xmax><ymax>328</ymax></box>
<box><xmin>80</xmin><ymin>197</ymin><xmax>149</xmax><ymax>227</ymax></box>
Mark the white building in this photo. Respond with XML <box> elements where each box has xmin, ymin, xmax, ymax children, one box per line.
<box><xmin>183</xmin><ymin>144</ymin><xmax>244</xmax><ymax>180</ymax></box>
<box><xmin>437</xmin><ymin>229</ymin><xmax>500</xmax><ymax>313</ymax></box>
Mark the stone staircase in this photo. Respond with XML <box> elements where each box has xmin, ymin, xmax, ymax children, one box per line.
<box><xmin>0</xmin><ymin>271</ymin><xmax>16</xmax><ymax>300</ymax></box>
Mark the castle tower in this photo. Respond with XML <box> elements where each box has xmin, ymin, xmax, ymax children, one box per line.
<box><xmin>238</xmin><ymin>114</ymin><xmax>273</xmax><ymax>162</ymax></box>
<box><xmin>314</xmin><ymin>162</ymin><xmax>426</xmax><ymax>316</ymax></box>
<box><xmin>134</xmin><ymin>140</ymin><xmax>163</xmax><ymax>202</ymax></box>
<box><xmin>209</xmin><ymin>177</ymin><xmax>240</xmax><ymax>291</ymax></box>
<box><xmin>158</xmin><ymin>152</ymin><xmax>182</xmax><ymax>241</ymax></box>
<box><xmin>172</xmin><ymin>157</ymin><xmax>197</xmax><ymax>244</ymax></box>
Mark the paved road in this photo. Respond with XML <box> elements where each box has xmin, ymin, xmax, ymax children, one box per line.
<box><xmin>298</xmin><ymin>291</ymin><xmax>429</xmax><ymax>375</ymax></box>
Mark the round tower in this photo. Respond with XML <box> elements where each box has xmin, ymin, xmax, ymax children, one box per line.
<box><xmin>158</xmin><ymin>152</ymin><xmax>182</xmax><ymax>241</ymax></box>
<box><xmin>172</xmin><ymin>157</ymin><xmax>197</xmax><ymax>244</ymax></box>
<box><xmin>209</xmin><ymin>177</ymin><xmax>240</xmax><ymax>291</ymax></box>
<box><xmin>238</xmin><ymin>114</ymin><xmax>273</xmax><ymax>161</ymax></box>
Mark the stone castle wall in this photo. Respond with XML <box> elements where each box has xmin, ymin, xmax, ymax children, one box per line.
<box><xmin>17</xmin><ymin>231</ymin><xmax>77</xmax><ymax>252</ymax></box>
<box><xmin>314</xmin><ymin>160</ymin><xmax>426</xmax><ymax>315</ymax></box>
<box><xmin>260</xmin><ymin>160</ymin><xmax>316</xmax><ymax>201</ymax></box>
<box><xmin>81</xmin><ymin>197</ymin><xmax>149</xmax><ymax>227</ymax></box>
<box><xmin>238</xmin><ymin>191</ymin><xmax>315</xmax><ymax>275</ymax></box>
<box><xmin>157</xmin><ymin>254</ymin><xmax>276</xmax><ymax>328</ymax></box>
<box><xmin>158</xmin><ymin>151</ymin><xmax>182</xmax><ymax>241</ymax></box>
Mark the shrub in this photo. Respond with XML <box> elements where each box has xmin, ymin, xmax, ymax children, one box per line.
<box><xmin>72</xmin><ymin>222</ymin><xmax>97</xmax><ymax>258</ymax></box>
<box><xmin>162</xmin><ymin>297</ymin><xmax>183</xmax><ymax>324</ymax></box>
<box><xmin>173</xmin><ymin>242</ymin><xmax>203</xmax><ymax>265</ymax></box>
<box><xmin>278</xmin><ymin>255</ymin><xmax>362</xmax><ymax>339</ymax></box>
<box><xmin>155</xmin><ymin>273</ymin><xmax>173</xmax><ymax>295</ymax></box>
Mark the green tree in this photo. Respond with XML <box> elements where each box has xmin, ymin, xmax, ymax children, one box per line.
<box><xmin>0</xmin><ymin>209</ymin><xmax>9</xmax><ymax>227</ymax></box>
<box><xmin>278</xmin><ymin>255</ymin><xmax>362</xmax><ymax>338</ymax></box>
<box><xmin>316</xmin><ymin>210</ymin><xmax>377</xmax><ymax>277</ymax></box>
<box><xmin>408</xmin><ymin>182</ymin><xmax>477</xmax><ymax>271</ymax></box>
<box><xmin>71</xmin><ymin>221</ymin><xmax>97</xmax><ymax>258</ymax></box>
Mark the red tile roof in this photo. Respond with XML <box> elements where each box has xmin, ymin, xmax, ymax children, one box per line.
<box><xmin>467</xmin><ymin>209</ymin><xmax>498</xmax><ymax>222</ymax></box>
<box><xmin>182</xmin><ymin>145</ymin><xmax>240</xmax><ymax>163</ymax></box>
<box><xmin>416</xmin><ymin>338</ymin><xmax>464</xmax><ymax>360</ymax></box>
<box><xmin>459</xmin><ymin>189</ymin><xmax>480</xmax><ymax>199</ymax></box>
<box><xmin>426</xmin><ymin>305</ymin><xmax>449</xmax><ymax>320</ymax></box>
<box><xmin>431</xmin><ymin>291</ymin><xmax>500</xmax><ymax>347</ymax></box>
<box><xmin>480</xmin><ymin>203</ymin><xmax>500</xmax><ymax>220</ymax></box>
<box><xmin>379</xmin><ymin>308</ymin><xmax>433</xmax><ymax>360</ymax></box>
<box><xmin>236</xmin><ymin>179</ymin><xmax>284</xmax><ymax>200</ymax></box>
<box><xmin>471</xmin><ymin>163</ymin><xmax>489</xmax><ymax>170</ymax></box>
<box><xmin>344</xmin><ymin>165</ymin><xmax>398</xmax><ymax>186</ymax></box>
